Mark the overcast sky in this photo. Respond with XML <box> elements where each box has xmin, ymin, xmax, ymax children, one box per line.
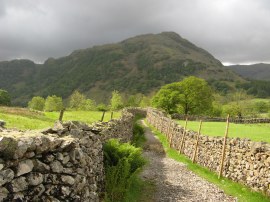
<box><xmin>1</xmin><ymin>0</ymin><xmax>270</xmax><ymax>65</ymax></box>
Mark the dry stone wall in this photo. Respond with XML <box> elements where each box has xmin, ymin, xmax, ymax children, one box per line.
<box><xmin>0</xmin><ymin>108</ymin><xmax>146</xmax><ymax>202</ymax></box>
<box><xmin>147</xmin><ymin>108</ymin><xmax>270</xmax><ymax>196</ymax></box>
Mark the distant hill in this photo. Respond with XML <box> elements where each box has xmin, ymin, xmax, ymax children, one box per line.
<box><xmin>0</xmin><ymin>32</ymin><xmax>243</xmax><ymax>106</ymax></box>
<box><xmin>227</xmin><ymin>63</ymin><xmax>270</xmax><ymax>80</ymax></box>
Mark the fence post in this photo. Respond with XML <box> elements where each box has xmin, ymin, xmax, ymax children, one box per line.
<box><xmin>100</xmin><ymin>111</ymin><xmax>106</xmax><ymax>122</ymax></box>
<box><xmin>192</xmin><ymin>120</ymin><xmax>202</xmax><ymax>163</ymax></box>
<box><xmin>59</xmin><ymin>108</ymin><xmax>65</xmax><ymax>122</ymax></box>
<box><xmin>110</xmin><ymin>111</ymin><xmax>114</xmax><ymax>120</ymax></box>
<box><xmin>179</xmin><ymin>118</ymin><xmax>188</xmax><ymax>154</ymax></box>
<box><xmin>218</xmin><ymin>114</ymin><xmax>230</xmax><ymax>179</ymax></box>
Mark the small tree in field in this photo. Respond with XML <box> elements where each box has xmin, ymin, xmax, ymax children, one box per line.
<box><xmin>68</xmin><ymin>90</ymin><xmax>86</xmax><ymax>110</ymax></box>
<box><xmin>110</xmin><ymin>90</ymin><xmax>123</xmax><ymax>111</ymax></box>
<box><xmin>28</xmin><ymin>96</ymin><xmax>45</xmax><ymax>111</ymax></box>
<box><xmin>0</xmin><ymin>89</ymin><xmax>11</xmax><ymax>106</ymax></box>
<box><xmin>44</xmin><ymin>95</ymin><xmax>63</xmax><ymax>112</ymax></box>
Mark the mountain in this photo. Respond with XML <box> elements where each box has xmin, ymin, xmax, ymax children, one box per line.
<box><xmin>0</xmin><ymin>32</ymin><xmax>242</xmax><ymax>106</ymax></box>
<box><xmin>227</xmin><ymin>63</ymin><xmax>270</xmax><ymax>80</ymax></box>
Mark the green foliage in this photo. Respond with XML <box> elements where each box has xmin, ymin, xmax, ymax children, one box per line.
<box><xmin>131</xmin><ymin>122</ymin><xmax>146</xmax><ymax>148</ymax></box>
<box><xmin>125</xmin><ymin>94</ymin><xmax>143</xmax><ymax>107</ymax></box>
<box><xmin>28</xmin><ymin>96</ymin><xmax>45</xmax><ymax>111</ymax></box>
<box><xmin>68</xmin><ymin>90</ymin><xmax>96</xmax><ymax>110</ymax></box>
<box><xmin>208</xmin><ymin>79</ymin><xmax>232</xmax><ymax>95</ymax></box>
<box><xmin>152</xmin><ymin>76</ymin><xmax>213</xmax><ymax>115</ymax></box>
<box><xmin>103</xmin><ymin>139</ymin><xmax>146</xmax><ymax>201</ymax></box>
<box><xmin>237</xmin><ymin>80</ymin><xmax>270</xmax><ymax>98</ymax></box>
<box><xmin>110</xmin><ymin>90</ymin><xmax>124</xmax><ymax>111</ymax></box>
<box><xmin>139</xmin><ymin>96</ymin><xmax>152</xmax><ymax>107</ymax></box>
<box><xmin>97</xmin><ymin>103</ymin><xmax>108</xmax><ymax>111</ymax></box>
<box><xmin>44</xmin><ymin>95</ymin><xmax>63</xmax><ymax>112</ymax></box>
<box><xmin>68</xmin><ymin>90</ymin><xmax>85</xmax><ymax>109</ymax></box>
<box><xmin>253</xmin><ymin>101</ymin><xmax>270</xmax><ymax>113</ymax></box>
<box><xmin>0</xmin><ymin>89</ymin><xmax>11</xmax><ymax>106</ymax></box>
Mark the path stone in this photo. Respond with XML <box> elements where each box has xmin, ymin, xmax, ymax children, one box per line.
<box><xmin>140</xmin><ymin>120</ymin><xmax>236</xmax><ymax>202</ymax></box>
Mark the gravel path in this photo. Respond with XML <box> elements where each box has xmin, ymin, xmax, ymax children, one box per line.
<box><xmin>140</xmin><ymin>120</ymin><xmax>236</xmax><ymax>202</ymax></box>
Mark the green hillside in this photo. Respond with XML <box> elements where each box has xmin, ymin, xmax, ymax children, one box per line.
<box><xmin>228</xmin><ymin>63</ymin><xmax>270</xmax><ymax>80</ymax></box>
<box><xmin>0</xmin><ymin>32</ymin><xmax>242</xmax><ymax>106</ymax></box>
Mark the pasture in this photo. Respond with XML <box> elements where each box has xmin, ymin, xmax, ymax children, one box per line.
<box><xmin>0</xmin><ymin>107</ymin><xmax>120</xmax><ymax>130</ymax></box>
<box><xmin>177</xmin><ymin>120</ymin><xmax>270</xmax><ymax>143</ymax></box>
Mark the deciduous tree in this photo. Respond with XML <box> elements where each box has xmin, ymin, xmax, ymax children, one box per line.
<box><xmin>28</xmin><ymin>96</ymin><xmax>45</xmax><ymax>111</ymax></box>
<box><xmin>152</xmin><ymin>76</ymin><xmax>213</xmax><ymax>115</ymax></box>
<box><xmin>0</xmin><ymin>89</ymin><xmax>11</xmax><ymax>106</ymax></box>
<box><xmin>44</xmin><ymin>95</ymin><xmax>63</xmax><ymax>112</ymax></box>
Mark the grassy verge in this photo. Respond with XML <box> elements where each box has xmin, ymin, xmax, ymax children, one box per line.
<box><xmin>177</xmin><ymin>120</ymin><xmax>270</xmax><ymax>143</ymax></box>
<box><xmin>0</xmin><ymin>106</ymin><xmax>121</xmax><ymax>130</ymax></box>
<box><xmin>147</xmin><ymin>122</ymin><xmax>270</xmax><ymax>202</ymax></box>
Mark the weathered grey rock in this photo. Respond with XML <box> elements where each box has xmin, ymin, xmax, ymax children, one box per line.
<box><xmin>0</xmin><ymin>168</ymin><xmax>14</xmax><ymax>186</ymax></box>
<box><xmin>13</xmin><ymin>192</ymin><xmax>25</xmax><ymax>200</ymax></box>
<box><xmin>33</xmin><ymin>159</ymin><xmax>50</xmax><ymax>172</ymax></box>
<box><xmin>61</xmin><ymin>175</ymin><xmax>75</xmax><ymax>185</ymax></box>
<box><xmin>0</xmin><ymin>187</ymin><xmax>9</xmax><ymax>201</ymax></box>
<box><xmin>0</xmin><ymin>164</ymin><xmax>3</xmax><ymax>171</ymax></box>
<box><xmin>50</xmin><ymin>160</ymin><xmax>63</xmax><ymax>173</ymax></box>
<box><xmin>27</xmin><ymin>173</ymin><xmax>44</xmax><ymax>186</ymax></box>
<box><xmin>10</xmin><ymin>177</ymin><xmax>28</xmax><ymax>192</ymax></box>
<box><xmin>13</xmin><ymin>140</ymin><xmax>28</xmax><ymax>159</ymax></box>
<box><xmin>16</xmin><ymin>159</ymin><xmax>34</xmax><ymax>176</ymax></box>
<box><xmin>61</xmin><ymin>186</ymin><xmax>71</xmax><ymax>196</ymax></box>
<box><xmin>62</xmin><ymin>155</ymin><xmax>70</xmax><ymax>164</ymax></box>
<box><xmin>28</xmin><ymin>184</ymin><xmax>45</xmax><ymax>200</ymax></box>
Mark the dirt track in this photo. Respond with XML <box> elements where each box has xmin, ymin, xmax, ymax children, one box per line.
<box><xmin>140</xmin><ymin>120</ymin><xmax>236</xmax><ymax>202</ymax></box>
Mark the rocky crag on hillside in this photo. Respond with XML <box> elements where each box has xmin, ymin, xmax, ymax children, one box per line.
<box><xmin>0</xmin><ymin>108</ymin><xmax>146</xmax><ymax>201</ymax></box>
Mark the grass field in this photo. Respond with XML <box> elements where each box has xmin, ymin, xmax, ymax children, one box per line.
<box><xmin>0</xmin><ymin>107</ymin><xmax>120</xmax><ymax>130</ymax></box>
<box><xmin>177</xmin><ymin>120</ymin><xmax>270</xmax><ymax>143</ymax></box>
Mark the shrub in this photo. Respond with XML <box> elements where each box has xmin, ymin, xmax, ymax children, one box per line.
<box><xmin>103</xmin><ymin>139</ymin><xmax>146</xmax><ymax>201</ymax></box>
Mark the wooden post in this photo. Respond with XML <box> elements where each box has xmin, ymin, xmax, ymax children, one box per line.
<box><xmin>218</xmin><ymin>114</ymin><xmax>230</xmax><ymax>179</ymax></box>
<box><xmin>100</xmin><ymin>111</ymin><xmax>106</xmax><ymax>122</ymax></box>
<box><xmin>110</xmin><ymin>111</ymin><xmax>114</xmax><ymax>120</ymax></box>
<box><xmin>179</xmin><ymin>118</ymin><xmax>188</xmax><ymax>154</ymax></box>
<box><xmin>58</xmin><ymin>108</ymin><xmax>65</xmax><ymax>121</ymax></box>
<box><xmin>192</xmin><ymin>120</ymin><xmax>202</xmax><ymax>163</ymax></box>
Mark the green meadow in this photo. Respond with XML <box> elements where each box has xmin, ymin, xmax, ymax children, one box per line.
<box><xmin>0</xmin><ymin>107</ymin><xmax>120</xmax><ymax>130</ymax></box>
<box><xmin>177</xmin><ymin>120</ymin><xmax>270</xmax><ymax>143</ymax></box>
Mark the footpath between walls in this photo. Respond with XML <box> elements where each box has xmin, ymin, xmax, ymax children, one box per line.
<box><xmin>147</xmin><ymin>108</ymin><xmax>270</xmax><ymax>197</ymax></box>
<box><xmin>0</xmin><ymin>108</ymin><xmax>146</xmax><ymax>201</ymax></box>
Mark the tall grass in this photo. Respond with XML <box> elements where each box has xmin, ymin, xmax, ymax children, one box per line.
<box><xmin>147</xmin><ymin>122</ymin><xmax>270</xmax><ymax>202</ymax></box>
<box><xmin>103</xmin><ymin>139</ymin><xmax>146</xmax><ymax>202</ymax></box>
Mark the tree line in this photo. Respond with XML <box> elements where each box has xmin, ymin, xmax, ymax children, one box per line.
<box><xmin>1</xmin><ymin>76</ymin><xmax>270</xmax><ymax>118</ymax></box>
<box><xmin>26</xmin><ymin>90</ymin><xmax>151</xmax><ymax>112</ymax></box>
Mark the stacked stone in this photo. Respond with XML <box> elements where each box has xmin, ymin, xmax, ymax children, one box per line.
<box><xmin>0</xmin><ymin>122</ymin><xmax>102</xmax><ymax>201</ymax></box>
<box><xmin>147</xmin><ymin>108</ymin><xmax>270</xmax><ymax>196</ymax></box>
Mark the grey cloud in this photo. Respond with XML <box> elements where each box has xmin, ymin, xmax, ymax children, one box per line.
<box><xmin>0</xmin><ymin>0</ymin><xmax>270</xmax><ymax>64</ymax></box>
